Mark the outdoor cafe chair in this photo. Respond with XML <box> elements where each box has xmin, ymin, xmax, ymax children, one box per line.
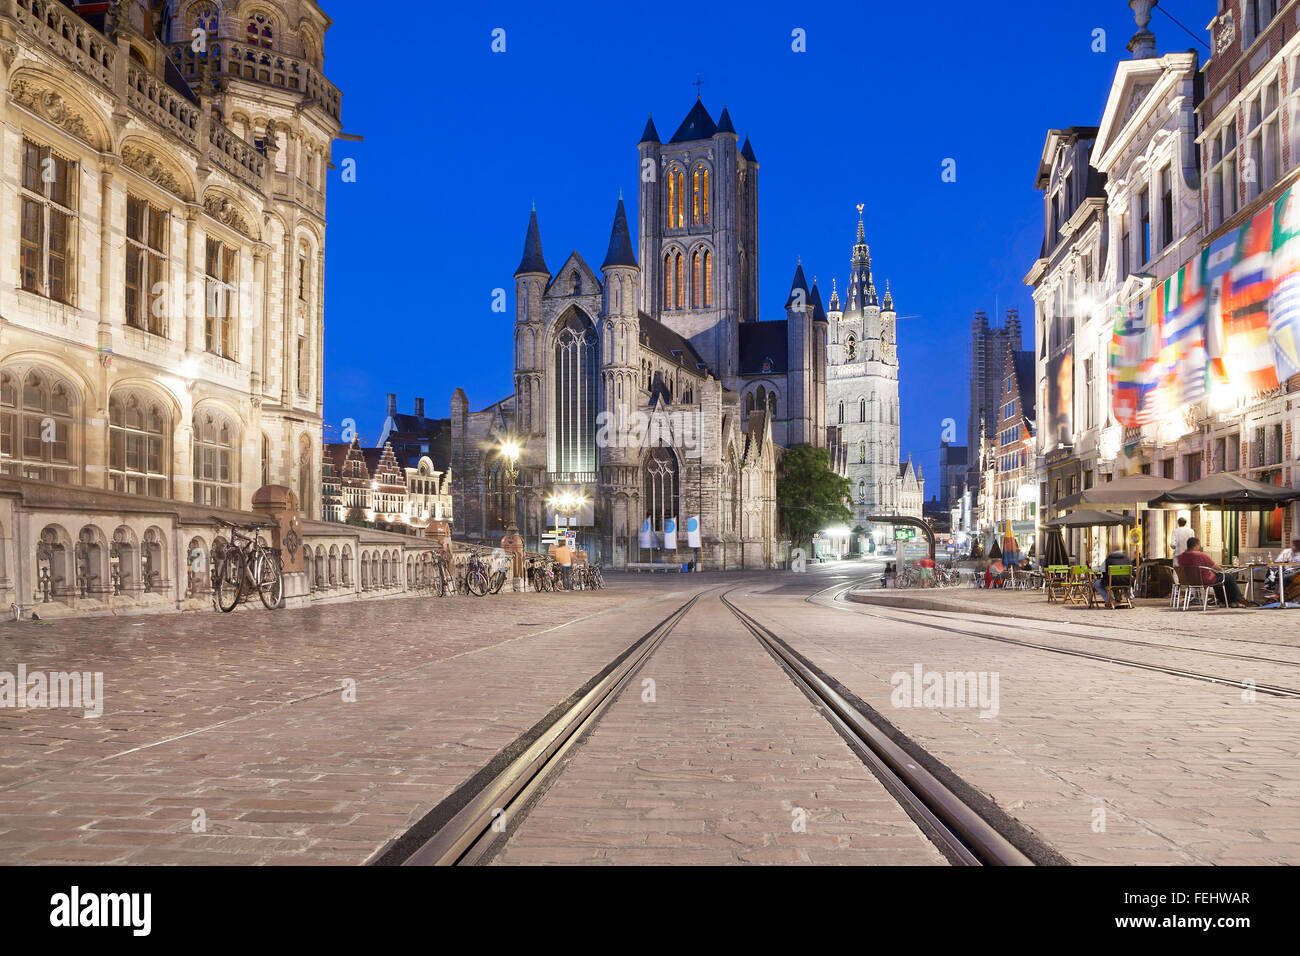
<box><xmin>1044</xmin><ymin>565</ymin><xmax>1069</xmax><ymax>603</ymax></box>
<box><xmin>1105</xmin><ymin>565</ymin><xmax>1134</xmax><ymax>609</ymax></box>
<box><xmin>1157</xmin><ymin>564</ymin><xmax>1182</xmax><ymax>609</ymax></box>
<box><xmin>1175</xmin><ymin>564</ymin><xmax>1221</xmax><ymax>611</ymax></box>
<box><xmin>1062</xmin><ymin>566</ymin><xmax>1092</xmax><ymax>606</ymax></box>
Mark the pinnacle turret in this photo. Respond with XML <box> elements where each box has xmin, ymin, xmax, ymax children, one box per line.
<box><xmin>601</xmin><ymin>196</ymin><xmax>638</xmax><ymax>270</ymax></box>
<box><xmin>513</xmin><ymin>209</ymin><xmax>549</xmax><ymax>278</ymax></box>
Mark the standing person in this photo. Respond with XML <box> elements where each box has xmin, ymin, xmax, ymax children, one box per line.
<box><xmin>554</xmin><ymin>538</ymin><xmax>574</xmax><ymax>590</ymax></box>
<box><xmin>1177</xmin><ymin>538</ymin><xmax>1251</xmax><ymax>608</ymax></box>
<box><xmin>1170</xmin><ymin>517</ymin><xmax>1194</xmax><ymax>560</ymax></box>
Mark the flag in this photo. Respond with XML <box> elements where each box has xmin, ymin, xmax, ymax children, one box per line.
<box><xmin>663</xmin><ymin>516</ymin><xmax>677</xmax><ymax>551</ymax></box>
<box><xmin>1110</xmin><ymin>301</ymin><xmax>1159</xmax><ymax>427</ymax></box>
<box><xmin>1224</xmin><ymin>207</ymin><xmax>1279</xmax><ymax>394</ymax></box>
<box><xmin>686</xmin><ymin>516</ymin><xmax>701</xmax><ymax>548</ymax></box>
<box><xmin>1270</xmin><ymin>186</ymin><xmax>1300</xmax><ymax>380</ymax></box>
<box><xmin>1204</xmin><ymin>231</ymin><xmax>1237</xmax><ymax>385</ymax></box>
<box><xmin>1156</xmin><ymin>259</ymin><xmax>1208</xmax><ymax>411</ymax></box>
<box><xmin>638</xmin><ymin>518</ymin><xmax>653</xmax><ymax>550</ymax></box>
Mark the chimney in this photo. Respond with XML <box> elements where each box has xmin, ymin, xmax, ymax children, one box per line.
<box><xmin>1128</xmin><ymin>0</ymin><xmax>1157</xmax><ymax>59</ymax></box>
<box><xmin>387</xmin><ymin>393</ymin><xmax>397</xmax><ymax>417</ymax></box>
<box><xmin>414</xmin><ymin>397</ymin><xmax>425</xmax><ymax>418</ymax></box>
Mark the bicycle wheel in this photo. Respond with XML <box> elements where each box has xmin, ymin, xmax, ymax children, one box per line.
<box><xmin>256</xmin><ymin>550</ymin><xmax>283</xmax><ymax>610</ymax></box>
<box><xmin>215</xmin><ymin>549</ymin><xmax>245</xmax><ymax>613</ymax></box>
<box><xmin>489</xmin><ymin>570</ymin><xmax>507</xmax><ymax>594</ymax></box>
<box><xmin>467</xmin><ymin>568</ymin><xmax>489</xmax><ymax>597</ymax></box>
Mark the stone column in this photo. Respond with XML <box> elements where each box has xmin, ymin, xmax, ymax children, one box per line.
<box><xmin>252</xmin><ymin>484</ymin><xmax>308</xmax><ymax>609</ymax></box>
<box><xmin>500</xmin><ymin>528</ymin><xmax>524</xmax><ymax>591</ymax></box>
<box><xmin>185</xmin><ymin>206</ymin><xmax>204</xmax><ymax>354</ymax></box>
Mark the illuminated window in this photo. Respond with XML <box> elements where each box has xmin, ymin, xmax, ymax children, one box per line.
<box><xmin>675</xmin><ymin>253</ymin><xmax>684</xmax><ymax>309</ymax></box>
<box><xmin>692</xmin><ymin>250</ymin><xmax>701</xmax><ymax>308</ymax></box>
<box><xmin>126</xmin><ymin>196</ymin><xmax>168</xmax><ymax>335</ymax></box>
<box><xmin>19</xmin><ymin>139</ymin><xmax>76</xmax><ymax>304</ymax></box>
<box><xmin>703</xmin><ymin>250</ymin><xmax>712</xmax><ymax>306</ymax></box>
<box><xmin>204</xmin><ymin>238</ymin><xmax>238</xmax><ymax>359</ymax></box>
<box><xmin>663</xmin><ymin>252</ymin><xmax>673</xmax><ymax>308</ymax></box>
<box><xmin>247</xmin><ymin>11</ymin><xmax>275</xmax><ymax>49</ymax></box>
<box><xmin>668</xmin><ymin>168</ymin><xmax>685</xmax><ymax>228</ymax></box>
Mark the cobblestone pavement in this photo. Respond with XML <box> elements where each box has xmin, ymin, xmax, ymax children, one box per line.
<box><xmin>492</xmin><ymin>592</ymin><xmax>946</xmax><ymax>865</ymax></box>
<box><xmin>746</xmin><ymin>575</ymin><xmax>1300</xmax><ymax>865</ymax></box>
<box><xmin>0</xmin><ymin>579</ymin><xmax>723</xmax><ymax>864</ymax></box>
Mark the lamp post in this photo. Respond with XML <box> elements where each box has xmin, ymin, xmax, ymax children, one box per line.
<box><xmin>546</xmin><ymin>489</ymin><xmax>587</xmax><ymax>590</ymax></box>
<box><xmin>499</xmin><ymin>438</ymin><xmax>523</xmax><ymax>591</ymax></box>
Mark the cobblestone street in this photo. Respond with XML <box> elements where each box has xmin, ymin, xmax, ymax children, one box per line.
<box><xmin>2</xmin><ymin>564</ymin><xmax>1297</xmax><ymax>865</ymax></box>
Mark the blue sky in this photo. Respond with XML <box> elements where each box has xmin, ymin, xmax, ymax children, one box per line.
<box><xmin>321</xmin><ymin>0</ymin><xmax>1214</xmax><ymax>486</ymax></box>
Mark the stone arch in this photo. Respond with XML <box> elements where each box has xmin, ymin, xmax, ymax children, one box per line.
<box><xmin>329</xmin><ymin>545</ymin><xmax>339</xmax><ymax>587</ymax></box>
<box><xmin>201</xmin><ymin>187</ymin><xmax>261</xmax><ymax>242</ymax></box>
<box><xmin>111</xmin><ymin>525</ymin><xmax>139</xmax><ymax>595</ymax></box>
<box><xmin>120</xmin><ymin>135</ymin><xmax>199</xmax><ymax>202</ymax></box>
<box><xmin>302</xmin><ymin>544</ymin><xmax>314</xmax><ymax>591</ymax></box>
<box><xmin>35</xmin><ymin>524</ymin><xmax>72</xmax><ymax>602</ymax></box>
<box><xmin>9</xmin><ymin>68</ymin><xmax>112</xmax><ymax>152</ymax></box>
<box><xmin>76</xmin><ymin>525</ymin><xmax>109</xmax><ymax>598</ymax></box>
<box><xmin>359</xmin><ymin>549</ymin><xmax>369</xmax><ymax>589</ymax></box>
<box><xmin>142</xmin><ymin>526</ymin><xmax>166</xmax><ymax>592</ymax></box>
<box><xmin>342</xmin><ymin>545</ymin><xmax>353</xmax><ymax>586</ymax></box>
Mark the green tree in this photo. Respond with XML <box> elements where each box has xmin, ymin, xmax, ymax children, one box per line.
<box><xmin>777</xmin><ymin>444</ymin><xmax>852</xmax><ymax>551</ymax></box>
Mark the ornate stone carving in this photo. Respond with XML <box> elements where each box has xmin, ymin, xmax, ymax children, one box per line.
<box><xmin>0</xmin><ymin>41</ymin><xmax>19</xmax><ymax>71</ymax></box>
<box><xmin>121</xmin><ymin>144</ymin><xmax>188</xmax><ymax>199</ymax></box>
<box><xmin>1216</xmin><ymin>11</ymin><xmax>1235</xmax><ymax>56</ymax></box>
<box><xmin>204</xmin><ymin>195</ymin><xmax>253</xmax><ymax>237</ymax></box>
<box><xmin>9</xmin><ymin>78</ymin><xmax>95</xmax><ymax>146</ymax></box>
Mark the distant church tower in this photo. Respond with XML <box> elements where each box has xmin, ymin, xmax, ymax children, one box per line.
<box><xmin>637</xmin><ymin>100</ymin><xmax>759</xmax><ymax>380</ymax></box>
<box><xmin>827</xmin><ymin>208</ymin><xmax>901</xmax><ymax>521</ymax></box>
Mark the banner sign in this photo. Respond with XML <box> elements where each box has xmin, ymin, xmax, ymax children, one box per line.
<box><xmin>686</xmin><ymin>516</ymin><xmax>701</xmax><ymax>548</ymax></box>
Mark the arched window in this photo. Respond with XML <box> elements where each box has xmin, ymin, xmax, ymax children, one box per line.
<box><xmin>703</xmin><ymin>250</ymin><xmax>712</xmax><ymax>306</ymax></box>
<box><xmin>859</xmin><ymin>441</ymin><xmax>866</xmax><ymax>464</ymax></box>
<box><xmin>247</xmin><ymin>11</ymin><xmax>275</xmax><ymax>49</ymax></box>
<box><xmin>109</xmin><ymin>390</ymin><xmax>170</xmax><ymax>498</ymax></box>
<box><xmin>693</xmin><ymin>165</ymin><xmax>710</xmax><ymax>225</ymax></box>
<box><xmin>193</xmin><ymin>408</ymin><xmax>238</xmax><ymax>508</ymax></box>
<box><xmin>858</xmin><ymin>479</ymin><xmax>866</xmax><ymax>503</ymax></box>
<box><xmin>553</xmin><ymin>310</ymin><xmax>598</xmax><ymax>477</ymax></box>
<box><xmin>860</xmin><ymin>398</ymin><xmax>866</xmax><ymax>422</ymax></box>
<box><xmin>675</xmin><ymin>253</ymin><xmax>684</xmax><ymax>309</ymax></box>
<box><xmin>745</xmin><ymin>392</ymin><xmax>755</xmax><ymax>414</ymax></box>
<box><xmin>756</xmin><ymin>386</ymin><xmax>767</xmax><ymax>411</ymax></box>
<box><xmin>663</xmin><ymin>252</ymin><xmax>673</xmax><ymax>308</ymax></box>
<box><xmin>692</xmin><ymin>250</ymin><xmax>701</xmax><ymax>308</ymax></box>
<box><xmin>191</xmin><ymin>2</ymin><xmax>218</xmax><ymax>42</ymax></box>
<box><xmin>768</xmin><ymin>391</ymin><xmax>777</xmax><ymax>417</ymax></box>
<box><xmin>674</xmin><ymin>169</ymin><xmax>685</xmax><ymax>227</ymax></box>
<box><xmin>643</xmin><ymin>447</ymin><xmax>679</xmax><ymax>547</ymax></box>
<box><xmin>0</xmin><ymin>366</ymin><xmax>78</xmax><ymax>484</ymax></box>
<box><xmin>837</xmin><ymin>400</ymin><xmax>844</xmax><ymax>424</ymax></box>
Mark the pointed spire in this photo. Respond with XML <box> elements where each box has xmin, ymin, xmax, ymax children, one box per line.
<box><xmin>810</xmin><ymin>280</ymin><xmax>827</xmax><ymax>324</ymax></box>
<box><xmin>785</xmin><ymin>262</ymin><xmax>809</xmax><ymax>310</ymax></box>
<box><xmin>601</xmin><ymin>196</ymin><xmax>638</xmax><ymax>270</ymax></box>
<box><xmin>741</xmin><ymin>136</ymin><xmax>757</xmax><ymax>163</ymax></box>
<box><xmin>716</xmin><ymin>105</ymin><xmax>736</xmax><ymax>135</ymax></box>
<box><xmin>883</xmin><ymin>279</ymin><xmax>894</xmax><ymax>312</ymax></box>
<box><xmin>670</xmin><ymin>99</ymin><xmax>717</xmax><ymax>142</ymax></box>
<box><xmin>829</xmin><ymin>277</ymin><xmax>840</xmax><ymax>312</ymax></box>
<box><xmin>856</xmin><ymin>203</ymin><xmax>866</xmax><ymax>244</ymax></box>
<box><xmin>513</xmin><ymin>209</ymin><xmax>549</xmax><ymax>278</ymax></box>
<box><xmin>639</xmin><ymin>113</ymin><xmax>660</xmax><ymax>144</ymax></box>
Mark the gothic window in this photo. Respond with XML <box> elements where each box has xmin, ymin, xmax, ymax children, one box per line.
<box><xmin>297</xmin><ymin>336</ymin><xmax>310</xmax><ymax>394</ymax></box>
<box><xmin>20</xmin><ymin>139</ymin><xmax>76</xmax><ymax>304</ymax></box>
<box><xmin>692</xmin><ymin>250</ymin><xmax>701</xmax><ymax>308</ymax></box>
<box><xmin>191</xmin><ymin>2</ymin><xmax>218</xmax><ymax>42</ymax></box>
<box><xmin>663</xmin><ymin>252</ymin><xmax>673</xmax><ymax>308</ymax></box>
<box><xmin>0</xmin><ymin>366</ymin><xmax>78</xmax><ymax>484</ymax></box>
<box><xmin>838</xmin><ymin>401</ymin><xmax>844</xmax><ymax>424</ymax></box>
<box><xmin>675</xmin><ymin>253</ymin><xmax>684</xmax><ymax>308</ymax></box>
<box><xmin>860</xmin><ymin>398</ymin><xmax>866</xmax><ymax>422</ymax></box>
<box><xmin>673</xmin><ymin>169</ymin><xmax>685</xmax><ymax>227</ymax></box>
<box><xmin>125</xmin><ymin>196</ymin><xmax>168</xmax><ymax>335</ymax></box>
<box><xmin>768</xmin><ymin>391</ymin><xmax>777</xmax><ymax>417</ymax></box>
<box><xmin>692</xmin><ymin>165</ymin><xmax>710</xmax><ymax>226</ymax></box>
<box><xmin>859</xmin><ymin>441</ymin><xmax>866</xmax><ymax>464</ymax></box>
<box><xmin>247</xmin><ymin>11</ymin><xmax>275</xmax><ymax>49</ymax></box>
<box><xmin>553</xmin><ymin>310</ymin><xmax>598</xmax><ymax>476</ymax></box>
<box><xmin>858</xmin><ymin>479</ymin><xmax>866</xmax><ymax>503</ymax></box>
<box><xmin>756</xmin><ymin>385</ymin><xmax>767</xmax><ymax>413</ymax></box>
<box><xmin>193</xmin><ymin>408</ymin><xmax>239</xmax><ymax>509</ymax></box>
<box><xmin>109</xmin><ymin>390</ymin><xmax>170</xmax><ymax>498</ymax></box>
<box><xmin>204</xmin><ymin>237</ymin><xmax>239</xmax><ymax>359</ymax></box>
<box><xmin>703</xmin><ymin>251</ymin><xmax>712</xmax><ymax>306</ymax></box>
<box><xmin>746</xmin><ymin>392</ymin><xmax>755</xmax><ymax>415</ymax></box>
<box><xmin>643</xmin><ymin>447</ymin><xmax>679</xmax><ymax>544</ymax></box>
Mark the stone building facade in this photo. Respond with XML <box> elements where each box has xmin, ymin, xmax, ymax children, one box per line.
<box><xmin>451</xmin><ymin>99</ymin><xmax>829</xmax><ymax>570</ymax></box>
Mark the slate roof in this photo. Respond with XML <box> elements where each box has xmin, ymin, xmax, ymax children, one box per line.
<box><xmin>738</xmin><ymin>321</ymin><xmax>789</xmax><ymax>375</ymax></box>
<box><xmin>784</xmin><ymin>263</ymin><xmax>809</xmax><ymax>309</ymax></box>
<box><xmin>716</xmin><ymin>106</ymin><xmax>736</xmax><ymax>134</ymax></box>
<box><xmin>638</xmin><ymin>312</ymin><xmax>706</xmax><ymax>368</ymax></box>
<box><xmin>601</xmin><ymin>197</ymin><xmax>638</xmax><ymax>269</ymax></box>
<box><xmin>639</xmin><ymin>114</ymin><xmax>660</xmax><ymax>144</ymax></box>
<box><xmin>514</xmin><ymin>209</ymin><xmax>549</xmax><ymax>277</ymax></box>
<box><xmin>670</xmin><ymin>99</ymin><xmax>717</xmax><ymax>142</ymax></box>
<box><xmin>810</xmin><ymin>282</ymin><xmax>827</xmax><ymax>324</ymax></box>
<box><xmin>741</xmin><ymin>137</ymin><xmax>758</xmax><ymax>163</ymax></box>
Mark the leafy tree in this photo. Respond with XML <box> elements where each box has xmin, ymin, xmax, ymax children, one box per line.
<box><xmin>777</xmin><ymin>445</ymin><xmax>852</xmax><ymax>551</ymax></box>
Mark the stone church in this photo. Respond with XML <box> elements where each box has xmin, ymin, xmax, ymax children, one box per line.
<box><xmin>452</xmin><ymin>98</ymin><xmax>828</xmax><ymax>570</ymax></box>
<box><xmin>825</xmin><ymin>211</ymin><xmax>924</xmax><ymax>529</ymax></box>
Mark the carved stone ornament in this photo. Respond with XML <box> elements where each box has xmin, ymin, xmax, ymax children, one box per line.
<box><xmin>0</xmin><ymin>41</ymin><xmax>19</xmax><ymax>71</ymax></box>
<box><xmin>122</xmin><ymin>145</ymin><xmax>187</xmax><ymax>199</ymax></box>
<box><xmin>9</xmin><ymin>78</ymin><xmax>94</xmax><ymax>145</ymax></box>
<box><xmin>1216</xmin><ymin>11</ymin><xmax>1236</xmax><ymax>56</ymax></box>
<box><xmin>203</xmin><ymin>195</ymin><xmax>253</xmax><ymax>237</ymax></box>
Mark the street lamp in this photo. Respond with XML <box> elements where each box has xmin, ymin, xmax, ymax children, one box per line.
<box><xmin>499</xmin><ymin>438</ymin><xmax>520</xmax><ymax>535</ymax></box>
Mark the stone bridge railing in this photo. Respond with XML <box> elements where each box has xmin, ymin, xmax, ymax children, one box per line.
<box><xmin>0</xmin><ymin>478</ymin><xmax>543</xmax><ymax>619</ymax></box>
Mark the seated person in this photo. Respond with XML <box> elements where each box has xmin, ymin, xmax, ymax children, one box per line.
<box><xmin>1093</xmin><ymin>549</ymin><xmax>1132</xmax><ymax>604</ymax></box>
<box><xmin>1265</xmin><ymin>536</ymin><xmax>1300</xmax><ymax>598</ymax></box>
<box><xmin>984</xmin><ymin>560</ymin><xmax>1009</xmax><ymax>588</ymax></box>
<box><xmin>1177</xmin><ymin>538</ymin><xmax>1251</xmax><ymax>608</ymax></box>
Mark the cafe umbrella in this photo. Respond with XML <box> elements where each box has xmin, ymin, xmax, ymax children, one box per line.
<box><xmin>1044</xmin><ymin>510</ymin><xmax>1134</xmax><ymax>567</ymax></box>
<box><xmin>1150</xmin><ymin>472</ymin><xmax>1300</xmax><ymax>565</ymax></box>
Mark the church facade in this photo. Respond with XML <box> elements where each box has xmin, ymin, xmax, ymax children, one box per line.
<box><xmin>825</xmin><ymin>212</ymin><xmax>923</xmax><ymax>527</ymax></box>
<box><xmin>451</xmin><ymin>99</ymin><xmax>828</xmax><ymax>570</ymax></box>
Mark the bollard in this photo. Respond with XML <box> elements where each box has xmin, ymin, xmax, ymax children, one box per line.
<box><xmin>251</xmin><ymin>485</ymin><xmax>308</xmax><ymax>609</ymax></box>
<box><xmin>501</xmin><ymin>529</ymin><xmax>525</xmax><ymax>592</ymax></box>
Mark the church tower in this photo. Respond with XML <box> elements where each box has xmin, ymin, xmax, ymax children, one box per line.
<box><xmin>827</xmin><ymin>208</ymin><xmax>901</xmax><ymax>522</ymax></box>
<box><xmin>636</xmin><ymin>99</ymin><xmax>757</xmax><ymax>380</ymax></box>
<box><xmin>513</xmin><ymin>209</ymin><xmax>549</xmax><ymax>439</ymax></box>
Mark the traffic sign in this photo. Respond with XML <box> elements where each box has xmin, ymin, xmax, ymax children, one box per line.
<box><xmin>894</xmin><ymin>528</ymin><xmax>915</xmax><ymax>541</ymax></box>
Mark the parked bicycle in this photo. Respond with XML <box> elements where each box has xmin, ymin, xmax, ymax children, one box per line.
<box><xmin>526</xmin><ymin>557</ymin><xmax>554</xmax><ymax>593</ymax></box>
<box><xmin>463</xmin><ymin>552</ymin><xmax>492</xmax><ymax>597</ymax></box>
<box><xmin>210</xmin><ymin>517</ymin><xmax>283</xmax><ymax>612</ymax></box>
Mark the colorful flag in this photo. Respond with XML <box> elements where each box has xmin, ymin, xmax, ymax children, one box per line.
<box><xmin>1156</xmin><ymin>260</ymin><xmax>1208</xmax><ymax>410</ymax></box>
<box><xmin>1204</xmin><ymin>231</ymin><xmax>1238</xmax><ymax>385</ymax></box>
<box><xmin>1270</xmin><ymin>186</ymin><xmax>1300</xmax><ymax>380</ymax></box>
<box><xmin>1110</xmin><ymin>301</ymin><xmax>1159</xmax><ymax>427</ymax></box>
<box><xmin>1224</xmin><ymin>207</ymin><xmax>1280</xmax><ymax>394</ymax></box>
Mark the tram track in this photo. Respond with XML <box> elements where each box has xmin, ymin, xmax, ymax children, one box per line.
<box><xmin>719</xmin><ymin>588</ymin><xmax>1042</xmax><ymax>866</ymax></box>
<box><xmin>371</xmin><ymin>588</ymin><xmax>709</xmax><ymax>866</ymax></box>
<box><xmin>808</xmin><ymin>583</ymin><xmax>1300</xmax><ymax>699</ymax></box>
